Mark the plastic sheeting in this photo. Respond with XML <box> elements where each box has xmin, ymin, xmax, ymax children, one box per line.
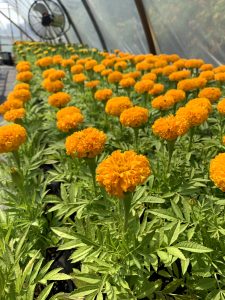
<box><xmin>143</xmin><ymin>0</ymin><xmax>225</xmax><ymax>65</ymax></box>
<box><xmin>86</xmin><ymin>0</ymin><xmax>148</xmax><ymax>54</ymax></box>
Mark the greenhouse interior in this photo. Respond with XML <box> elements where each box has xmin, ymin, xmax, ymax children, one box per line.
<box><xmin>1</xmin><ymin>0</ymin><xmax>225</xmax><ymax>299</ymax></box>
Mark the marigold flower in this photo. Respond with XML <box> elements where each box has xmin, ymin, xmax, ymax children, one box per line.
<box><xmin>176</xmin><ymin>105</ymin><xmax>209</xmax><ymax>127</ymax></box>
<box><xmin>186</xmin><ymin>97</ymin><xmax>212</xmax><ymax>113</ymax></box>
<box><xmin>217</xmin><ymin>99</ymin><xmax>225</xmax><ymax>115</ymax></box>
<box><xmin>152</xmin><ymin>115</ymin><xmax>189</xmax><ymax>140</ymax></box>
<box><xmin>141</xmin><ymin>72</ymin><xmax>157</xmax><ymax>81</ymax></box>
<box><xmin>0</xmin><ymin>124</ymin><xmax>27</xmax><ymax>153</ymax></box>
<box><xmin>210</xmin><ymin>153</ymin><xmax>225</xmax><ymax>192</ymax></box>
<box><xmin>93</xmin><ymin>64</ymin><xmax>105</xmax><ymax>73</ymax></box>
<box><xmin>85</xmin><ymin>59</ymin><xmax>98</xmax><ymax>70</ymax></box>
<box><xmin>3</xmin><ymin>108</ymin><xmax>26</xmax><ymax>122</ymax></box>
<box><xmin>119</xmin><ymin>77</ymin><xmax>136</xmax><ymax>88</ymax></box>
<box><xmin>102</xmin><ymin>58</ymin><xmax>115</xmax><ymax>67</ymax></box>
<box><xmin>73</xmin><ymin>73</ymin><xmax>87</xmax><ymax>83</ymax></box>
<box><xmin>120</xmin><ymin>106</ymin><xmax>149</xmax><ymax>128</ymax></box>
<box><xmin>198</xmin><ymin>87</ymin><xmax>221</xmax><ymax>103</ymax></box>
<box><xmin>36</xmin><ymin>56</ymin><xmax>53</xmax><ymax>68</ymax></box>
<box><xmin>149</xmin><ymin>83</ymin><xmax>164</xmax><ymax>96</ymax></box>
<box><xmin>94</xmin><ymin>89</ymin><xmax>113</xmax><ymax>102</ymax></box>
<box><xmin>114</xmin><ymin>61</ymin><xmax>127</xmax><ymax>71</ymax></box>
<box><xmin>0</xmin><ymin>99</ymin><xmax>24</xmax><ymax>115</ymax></box>
<box><xmin>61</xmin><ymin>59</ymin><xmax>75</xmax><ymax>68</ymax></box>
<box><xmin>96</xmin><ymin>150</ymin><xmax>151</xmax><ymax>198</ymax></box>
<box><xmin>177</xmin><ymin>78</ymin><xmax>207</xmax><ymax>91</ymax></box>
<box><xmin>151</xmin><ymin>95</ymin><xmax>175</xmax><ymax>110</ymax></box>
<box><xmin>48</xmin><ymin>70</ymin><xmax>66</xmax><ymax>81</ymax></box>
<box><xmin>165</xmin><ymin>89</ymin><xmax>186</xmax><ymax>103</ymax></box>
<box><xmin>8</xmin><ymin>89</ymin><xmax>31</xmax><ymax>102</ymax></box>
<box><xmin>214</xmin><ymin>65</ymin><xmax>225</xmax><ymax>73</ymax></box>
<box><xmin>185</xmin><ymin>59</ymin><xmax>204</xmax><ymax>69</ymax></box>
<box><xmin>16</xmin><ymin>63</ymin><xmax>30</xmax><ymax>72</ymax></box>
<box><xmin>154</xmin><ymin>59</ymin><xmax>168</xmax><ymax>68</ymax></box>
<box><xmin>56</xmin><ymin>106</ymin><xmax>81</xmax><ymax>119</ymax></box>
<box><xmin>105</xmin><ymin>96</ymin><xmax>133</xmax><ymax>116</ymax></box>
<box><xmin>57</xmin><ymin>113</ymin><xmax>84</xmax><ymax>132</ymax></box>
<box><xmin>169</xmin><ymin>70</ymin><xmax>191</xmax><ymax>81</ymax></box>
<box><xmin>85</xmin><ymin>80</ymin><xmax>100</xmax><ymax>89</ymax></box>
<box><xmin>151</xmin><ymin>68</ymin><xmax>163</xmax><ymax>75</ymax></box>
<box><xmin>42</xmin><ymin>68</ymin><xmax>55</xmax><ymax>79</ymax></box>
<box><xmin>200</xmin><ymin>64</ymin><xmax>213</xmax><ymax>71</ymax></box>
<box><xmin>65</xmin><ymin>127</ymin><xmax>107</xmax><ymax>158</ymax></box>
<box><xmin>16</xmin><ymin>71</ymin><xmax>33</xmax><ymax>82</ymax></box>
<box><xmin>101</xmin><ymin>69</ymin><xmax>113</xmax><ymax>76</ymax></box>
<box><xmin>42</xmin><ymin>78</ymin><xmax>64</xmax><ymax>93</ymax></box>
<box><xmin>199</xmin><ymin>71</ymin><xmax>214</xmax><ymax>81</ymax></box>
<box><xmin>53</xmin><ymin>55</ymin><xmax>63</xmax><ymax>65</ymax></box>
<box><xmin>108</xmin><ymin>71</ymin><xmax>123</xmax><ymax>83</ymax></box>
<box><xmin>162</xmin><ymin>65</ymin><xmax>177</xmax><ymax>76</ymax></box>
<box><xmin>214</xmin><ymin>73</ymin><xmax>225</xmax><ymax>82</ymax></box>
<box><xmin>48</xmin><ymin>92</ymin><xmax>71</xmax><ymax>107</ymax></box>
<box><xmin>14</xmin><ymin>83</ymin><xmax>30</xmax><ymax>90</ymax></box>
<box><xmin>134</xmin><ymin>80</ymin><xmax>154</xmax><ymax>94</ymax></box>
<box><xmin>71</xmin><ymin>64</ymin><xmax>84</xmax><ymax>74</ymax></box>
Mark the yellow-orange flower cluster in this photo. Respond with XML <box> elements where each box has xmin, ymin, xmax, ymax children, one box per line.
<box><xmin>151</xmin><ymin>95</ymin><xmax>175</xmax><ymax>110</ymax></box>
<box><xmin>108</xmin><ymin>71</ymin><xmax>123</xmax><ymax>83</ymax></box>
<box><xmin>152</xmin><ymin>115</ymin><xmax>189</xmax><ymax>140</ymax></box>
<box><xmin>65</xmin><ymin>127</ymin><xmax>107</xmax><ymax>158</ymax></box>
<box><xmin>73</xmin><ymin>73</ymin><xmax>87</xmax><ymax>83</ymax></box>
<box><xmin>16</xmin><ymin>71</ymin><xmax>33</xmax><ymax>82</ymax></box>
<box><xmin>177</xmin><ymin>78</ymin><xmax>207</xmax><ymax>91</ymax></box>
<box><xmin>3</xmin><ymin>108</ymin><xmax>26</xmax><ymax>122</ymax></box>
<box><xmin>198</xmin><ymin>87</ymin><xmax>221</xmax><ymax>103</ymax></box>
<box><xmin>7</xmin><ymin>89</ymin><xmax>31</xmax><ymax>103</ymax></box>
<box><xmin>42</xmin><ymin>78</ymin><xmax>64</xmax><ymax>93</ymax></box>
<box><xmin>48</xmin><ymin>92</ymin><xmax>71</xmax><ymax>107</ymax></box>
<box><xmin>134</xmin><ymin>80</ymin><xmax>154</xmax><ymax>94</ymax></box>
<box><xmin>56</xmin><ymin>106</ymin><xmax>84</xmax><ymax>132</ymax></box>
<box><xmin>119</xmin><ymin>77</ymin><xmax>136</xmax><ymax>88</ymax></box>
<box><xmin>210</xmin><ymin>153</ymin><xmax>225</xmax><ymax>192</ymax></box>
<box><xmin>120</xmin><ymin>106</ymin><xmax>149</xmax><ymax>128</ymax></box>
<box><xmin>105</xmin><ymin>96</ymin><xmax>133</xmax><ymax>116</ymax></box>
<box><xmin>36</xmin><ymin>56</ymin><xmax>53</xmax><ymax>68</ymax></box>
<box><xmin>94</xmin><ymin>89</ymin><xmax>113</xmax><ymax>102</ymax></box>
<box><xmin>96</xmin><ymin>150</ymin><xmax>151</xmax><ymax>198</ymax></box>
<box><xmin>0</xmin><ymin>124</ymin><xmax>27</xmax><ymax>153</ymax></box>
<box><xmin>217</xmin><ymin>99</ymin><xmax>225</xmax><ymax>115</ymax></box>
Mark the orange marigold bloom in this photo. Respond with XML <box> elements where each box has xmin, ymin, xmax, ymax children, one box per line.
<box><xmin>198</xmin><ymin>87</ymin><xmax>221</xmax><ymax>103</ymax></box>
<box><xmin>0</xmin><ymin>99</ymin><xmax>24</xmax><ymax>115</ymax></box>
<box><xmin>200</xmin><ymin>64</ymin><xmax>213</xmax><ymax>71</ymax></box>
<box><xmin>94</xmin><ymin>89</ymin><xmax>113</xmax><ymax>102</ymax></box>
<box><xmin>105</xmin><ymin>96</ymin><xmax>133</xmax><ymax>116</ymax></box>
<box><xmin>134</xmin><ymin>80</ymin><xmax>154</xmax><ymax>94</ymax></box>
<box><xmin>173</xmin><ymin>59</ymin><xmax>187</xmax><ymax>69</ymax></box>
<box><xmin>169</xmin><ymin>70</ymin><xmax>191</xmax><ymax>81</ymax></box>
<box><xmin>214</xmin><ymin>73</ymin><xmax>225</xmax><ymax>82</ymax></box>
<box><xmin>151</xmin><ymin>68</ymin><xmax>163</xmax><ymax>75</ymax></box>
<box><xmin>71</xmin><ymin>64</ymin><xmax>84</xmax><ymax>74</ymax></box>
<box><xmin>108</xmin><ymin>71</ymin><xmax>123</xmax><ymax>83</ymax></box>
<box><xmin>65</xmin><ymin>127</ymin><xmax>107</xmax><ymax>158</ymax></box>
<box><xmin>85</xmin><ymin>59</ymin><xmax>98</xmax><ymax>70</ymax></box>
<box><xmin>165</xmin><ymin>89</ymin><xmax>186</xmax><ymax>103</ymax></box>
<box><xmin>36</xmin><ymin>56</ymin><xmax>53</xmax><ymax>68</ymax></box>
<box><xmin>53</xmin><ymin>55</ymin><xmax>63</xmax><ymax>65</ymax></box>
<box><xmin>16</xmin><ymin>71</ymin><xmax>33</xmax><ymax>82</ymax></box>
<box><xmin>3</xmin><ymin>108</ymin><xmax>25</xmax><ymax>122</ymax></box>
<box><xmin>210</xmin><ymin>153</ymin><xmax>225</xmax><ymax>192</ymax></box>
<box><xmin>151</xmin><ymin>95</ymin><xmax>175</xmax><ymax>110</ymax></box>
<box><xmin>114</xmin><ymin>61</ymin><xmax>127</xmax><ymax>71</ymax></box>
<box><xmin>101</xmin><ymin>69</ymin><xmax>113</xmax><ymax>76</ymax></box>
<box><xmin>42</xmin><ymin>78</ymin><xmax>64</xmax><ymax>93</ymax></box>
<box><xmin>42</xmin><ymin>68</ymin><xmax>55</xmax><ymax>79</ymax></box>
<box><xmin>102</xmin><ymin>58</ymin><xmax>115</xmax><ymax>67</ymax></box>
<box><xmin>214</xmin><ymin>65</ymin><xmax>225</xmax><ymax>73</ymax></box>
<box><xmin>85</xmin><ymin>80</ymin><xmax>100</xmax><ymax>89</ymax></box>
<box><xmin>119</xmin><ymin>77</ymin><xmax>136</xmax><ymax>88</ymax></box>
<box><xmin>93</xmin><ymin>64</ymin><xmax>105</xmax><ymax>73</ymax></box>
<box><xmin>96</xmin><ymin>150</ymin><xmax>151</xmax><ymax>198</ymax></box>
<box><xmin>186</xmin><ymin>97</ymin><xmax>212</xmax><ymax>113</ymax></box>
<box><xmin>199</xmin><ymin>71</ymin><xmax>214</xmax><ymax>81</ymax></box>
<box><xmin>154</xmin><ymin>59</ymin><xmax>168</xmax><ymax>68</ymax></box>
<box><xmin>73</xmin><ymin>73</ymin><xmax>87</xmax><ymax>83</ymax></box>
<box><xmin>48</xmin><ymin>92</ymin><xmax>71</xmax><ymax>107</ymax></box>
<box><xmin>61</xmin><ymin>59</ymin><xmax>75</xmax><ymax>68</ymax></box>
<box><xmin>162</xmin><ymin>65</ymin><xmax>177</xmax><ymax>76</ymax></box>
<box><xmin>136</xmin><ymin>61</ymin><xmax>152</xmax><ymax>72</ymax></box>
<box><xmin>16</xmin><ymin>63</ymin><xmax>30</xmax><ymax>72</ymax></box>
<box><xmin>149</xmin><ymin>83</ymin><xmax>164</xmax><ymax>96</ymax></box>
<box><xmin>185</xmin><ymin>59</ymin><xmax>204</xmax><ymax>69</ymax></box>
<box><xmin>152</xmin><ymin>115</ymin><xmax>189</xmax><ymax>140</ymax></box>
<box><xmin>120</xmin><ymin>106</ymin><xmax>149</xmax><ymax>128</ymax></box>
<box><xmin>48</xmin><ymin>70</ymin><xmax>66</xmax><ymax>81</ymax></box>
<box><xmin>0</xmin><ymin>124</ymin><xmax>27</xmax><ymax>153</ymax></box>
<box><xmin>177</xmin><ymin>78</ymin><xmax>207</xmax><ymax>91</ymax></box>
<box><xmin>57</xmin><ymin>113</ymin><xmax>84</xmax><ymax>132</ymax></box>
<box><xmin>56</xmin><ymin>106</ymin><xmax>81</xmax><ymax>119</ymax></box>
<box><xmin>223</xmin><ymin>136</ymin><xmax>225</xmax><ymax>145</ymax></box>
<box><xmin>8</xmin><ymin>89</ymin><xmax>31</xmax><ymax>102</ymax></box>
<box><xmin>14</xmin><ymin>83</ymin><xmax>30</xmax><ymax>90</ymax></box>
<box><xmin>176</xmin><ymin>105</ymin><xmax>209</xmax><ymax>127</ymax></box>
<box><xmin>142</xmin><ymin>72</ymin><xmax>157</xmax><ymax>81</ymax></box>
<box><xmin>217</xmin><ymin>99</ymin><xmax>225</xmax><ymax>115</ymax></box>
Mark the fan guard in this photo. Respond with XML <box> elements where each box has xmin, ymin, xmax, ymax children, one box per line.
<box><xmin>28</xmin><ymin>0</ymin><xmax>69</xmax><ymax>40</ymax></box>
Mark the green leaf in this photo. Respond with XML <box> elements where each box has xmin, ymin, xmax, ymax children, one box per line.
<box><xmin>70</xmin><ymin>246</ymin><xmax>93</xmax><ymax>263</ymax></box>
<box><xmin>71</xmin><ymin>285</ymin><xmax>99</xmax><ymax>297</ymax></box>
<box><xmin>167</xmin><ymin>246</ymin><xmax>186</xmax><ymax>260</ymax></box>
<box><xmin>37</xmin><ymin>283</ymin><xmax>54</xmax><ymax>300</ymax></box>
<box><xmin>181</xmin><ymin>258</ymin><xmax>190</xmax><ymax>275</ymax></box>
<box><xmin>142</xmin><ymin>196</ymin><xmax>165</xmax><ymax>204</ymax></box>
<box><xmin>148</xmin><ymin>209</ymin><xmax>177</xmax><ymax>221</ymax></box>
<box><xmin>176</xmin><ymin>241</ymin><xmax>213</xmax><ymax>253</ymax></box>
<box><xmin>73</xmin><ymin>273</ymin><xmax>101</xmax><ymax>285</ymax></box>
<box><xmin>170</xmin><ymin>200</ymin><xmax>183</xmax><ymax>219</ymax></box>
<box><xmin>168</xmin><ymin>221</ymin><xmax>181</xmax><ymax>245</ymax></box>
<box><xmin>51</xmin><ymin>227</ymin><xmax>77</xmax><ymax>240</ymax></box>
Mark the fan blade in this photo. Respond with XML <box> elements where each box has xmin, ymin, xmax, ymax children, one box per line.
<box><xmin>33</xmin><ymin>3</ymin><xmax>48</xmax><ymax>15</ymax></box>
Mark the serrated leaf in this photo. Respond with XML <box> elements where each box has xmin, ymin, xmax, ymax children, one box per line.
<box><xmin>167</xmin><ymin>246</ymin><xmax>186</xmax><ymax>260</ymax></box>
<box><xmin>176</xmin><ymin>241</ymin><xmax>213</xmax><ymax>253</ymax></box>
<box><xmin>51</xmin><ymin>228</ymin><xmax>77</xmax><ymax>240</ymax></box>
<box><xmin>168</xmin><ymin>221</ymin><xmax>181</xmax><ymax>245</ymax></box>
<box><xmin>37</xmin><ymin>283</ymin><xmax>54</xmax><ymax>300</ymax></box>
<box><xmin>71</xmin><ymin>285</ymin><xmax>99</xmax><ymax>297</ymax></box>
<box><xmin>148</xmin><ymin>209</ymin><xmax>177</xmax><ymax>221</ymax></box>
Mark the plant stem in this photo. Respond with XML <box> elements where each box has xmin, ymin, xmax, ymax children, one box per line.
<box><xmin>122</xmin><ymin>192</ymin><xmax>132</xmax><ymax>232</ymax></box>
<box><xmin>219</xmin><ymin>114</ymin><xmax>224</xmax><ymax>142</ymax></box>
<box><xmin>86</xmin><ymin>158</ymin><xmax>97</xmax><ymax>195</ymax></box>
<box><xmin>133</xmin><ymin>128</ymin><xmax>139</xmax><ymax>152</ymax></box>
<box><xmin>188</xmin><ymin>127</ymin><xmax>195</xmax><ymax>152</ymax></box>
<box><xmin>166</xmin><ymin>140</ymin><xmax>176</xmax><ymax>173</ymax></box>
<box><xmin>12</xmin><ymin>150</ymin><xmax>21</xmax><ymax>170</ymax></box>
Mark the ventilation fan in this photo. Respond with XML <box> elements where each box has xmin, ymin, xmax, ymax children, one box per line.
<box><xmin>28</xmin><ymin>0</ymin><xmax>70</xmax><ymax>40</ymax></box>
